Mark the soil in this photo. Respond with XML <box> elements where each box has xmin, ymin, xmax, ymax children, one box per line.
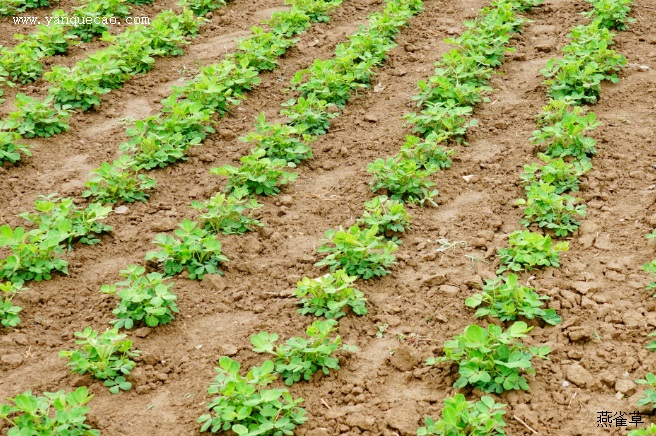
<box><xmin>1</xmin><ymin>0</ymin><xmax>656</xmax><ymax>435</ymax></box>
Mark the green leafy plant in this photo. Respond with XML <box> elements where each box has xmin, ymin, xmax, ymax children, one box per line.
<box><xmin>192</xmin><ymin>188</ymin><xmax>263</xmax><ymax>235</ymax></box>
<box><xmin>0</xmin><ymin>129</ymin><xmax>31</xmax><ymax>164</ymax></box>
<box><xmin>643</xmin><ymin>259</ymin><xmax>656</xmax><ymax>291</ymax></box>
<box><xmin>290</xmin><ymin>58</ymin><xmax>368</xmax><ymax>108</ymax></box>
<box><xmin>241</xmin><ymin>114</ymin><xmax>313</xmax><ymax>164</ymax></box>
<box><xmin>404</xmin><ymin>100</ymin><xmax>477</xmax><ymax>143</ymax></box>
<box><xmin>198</xmin><ymin>357</ymin><xmax>306</xmax><ymax>434</ymax></box>
<box><xmin>417</xmin><ymin>394</ymin><xmax>507</xmax><ymax>436</ymax></box>
<box><xmin>629</xmin><ymin>424</ymin><xmax>656</xmax><ymax>436</ymax></box>
<box><xmin>356</xmin><ymin>195</ymin><xmax>411</xmax><ymax>237</ymax></box>
<box><xmin>367</xmin><ymin>157</ymin><xmax>438</xmax><ymax>206</ymax></box>
<box><xmin>0</xmin><ymin>42</ymin><xmax>44</xmax><ymax>84</ymax></box>
<box><xmin>497</xmin><ymin>230</ymin><xmax>568</xmax><ymax>274</ymax></box>
<box><xmin>520</xmin><ymin>153</ymin><xmax>591</xmax><ymax>194</ymax></box>
<box><xmin>398</xmin><ymin>133</ymin><xmax>453</xmax><ymax>171</ymax></box>
<box><xmin>316</xmin><ymin>224</ymin><xmax>398</xmax><ymax>279</ymax></box>
<box><xmin>531</xmin><ymin>110</ymin><xmax>599</xmax><ymax>159</ymax></box>
<box><xmin>19</xmin><ymin>194</ymin><xmax>112</xmax><ymax>247</ymax></box>
<box><xmin>0</xmin><ymin>225</ymin><xmax>69</xmax><ymax>283</ymax></box>
<box><xmin>233</xmin><ymin>27</ymin><xmax>296</xmax><ymax>71</ymax></box>
<box><xmin>516</xmin><ymin>183</ymin><xmax>586</xmax><ymax>237</ymax></box>
<box><xmin>211</xmin><ymin>148</ymin><xmax>298</xmax><ymax>196</ymax></box>
<box><xmin>83</xmin><ymin>155</ymin><xmax>157</xmax><ymax>204</ymax></box>
<box><xmin>101</xmin><ymin>265</ymin><xmax>178</xmax><ymax>329</ymax></box>
<box><xmin>636</xmin><ymin>373</ymin><xmax>656</xmax><ymax>409</ymax></box>
<box><xmin>0</xmin><ymin>387</ymin><xmax>99</xmax><ymax>436</ymax></box>
<box><xmin>251</xmin><ymin>319</ymin><xmax>356</xmax><ymax>385</ymax></box>
<box><xmin>280</xmin><ymin>95</ymin><xmax>337</xmax><ymax>135</ymax></box>
<box><xmin>59</xmin><ymin>327</ymin><xmax>140</xmax><ymax>394</ymax></box>
<box><xmin>0</xmin><ymin>281</ymin><xmax>22</xmax><ymax>328</ymax></box>
<box><xmin>427</xmin><ymin>322</ymin><xmax>551</xmax><ymax>393</ymax></box>
<box><xmin>146</xmin><ymin>219</ymin><xmax>229</xmax><ymax>280</ymax></box>
<box><xmin>541</xmin><ymin>22</ymin><xmax>626</xmax><ymax>103</ymax></box>
<box><xmin>584</xmin><ymin>0</ymin><xmax>634</xmax><ymax>30</ymax></box>
<box><xmin>45</xmin><ymin>66</ymin><xmax>109</xmax><ymax>111</ymax></box>
<box><xmin>295</xmin><ymin>270</ymin><xmax>367</xmax><ymax>319</ymax></box>
<box><xmin>8</xmin><ymin>94</ymin><xmax>70</xmax><ymax>138</ymax></box>
<box><xmin>185</xmin><ymin>0</ymin><xmax>225</xmax><ymax>16</ymax></box>
<box><xmin>465</xmin><ymin>274</ymin><xmax>561</xmax><ymax>325</ymax></box>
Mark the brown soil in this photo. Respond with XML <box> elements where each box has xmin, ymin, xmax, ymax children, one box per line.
<box><xmin>2</xmin><ymin>0</ymin><xmax>656</xmax><ymax>435</ymax></box>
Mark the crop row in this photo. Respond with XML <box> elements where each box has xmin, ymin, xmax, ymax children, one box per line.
<box><xmin>0</xmin><ymin>0</ymin><xmax>229</xmax><ymax>165</ymax></box>
<box><xmin>0</xmin><ymin>0</ymin><xmax>424</xmax><ymax>432</ymax></box>
<box><xmin>0</xmin><ymin>0</ymin><xmax>344</xmax><ymax>293</ymax></box>
<box><xmin>424</xmin><ymin>0</ymin><xmax>640</xmax><ymax>434</ymax></box>
<box><xmin>0</xmin><ymin>0</ymin><xmax>55</xmax><ymax>17</ymax></box>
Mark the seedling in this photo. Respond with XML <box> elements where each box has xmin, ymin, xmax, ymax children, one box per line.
<box><xmin>0</xmin><ymin>130</ymin><xmax>31</xmax><ymax>164</ymax></box>
<box><xmin>428</xmin><ymin>322</ymin><xmax>551</xmax><ymax>393</ymax></box>
<box><xmin>295</xmin><ymin>270</ymin><xmax>367</xmax><ymax>319</ymax></box>
<box><xmin>417</xmin><ymin>394</ymin><xmax>507</xmax><ymax>436</ymax></box>
<box><xmin>367</xmin><ymin>157</ymin><xmax>439</xmax><ymax>206</ymax></box>
<box><xmin>0</xmin><ymin>281</ymin><xmax>22</xmax><ymax>328</ymax></box>
<box><xmin>9</xmin><ymin>94</ymin><xmax>70</xmax><ymax>138</ymax></box>
<box><xmin>316</xmin><ymin>224</ymin><xmax>398</xmax><ymax>279</ymax></box>
<box><xmin>517</xmin><ymin>182</ymin><xmax>586</xmax><ymax>237</ymax></box>
<box><xmin>465</xmin><ymin>274</ymin><xmax>561</xmax><ymax>325</ymax></box>
<box><xmin>584</xmin><ymin>0</ymin><xmax>634</xmax><ymax>30</ymax></box>
<box><xmin>636</xmin><ymin>373</ymin><xmax>656</xmax><ymax>409</ymax></box>
<box><xmin>520</xmin><ymin>153</ymin><xmax>591</xmax><ymax>194</ymax></box>
<box><xmin>251</xmin><ymin>319</ymin><xmax>357</xmax><ymax>385</ymax></box>
<box><xmin>211</xmin><ymin>149</ymin><xmax>298</xmax><ymax>196</ymax></box>
<box><xmin>280</xmin><ymin>95</ymin><xmax>337</xmax><ymax>135</ymax></box>
<box><xmin>101</xmin><ymin>265</ymin><xmax>178</xmax><ymax>329</ymax></box>
<box><xmin>0</xmin><ymin>387</ymin><xmax>99</xmax><ymax>435</ymax></box>
<box><xmin>192</xmin><ymin>188</ymin><xmax>263</xmax><ymax>235</ymax></box>
<box><xmin>531</xmin><ymin>110</ymin><xmax>599</xmax><ymax>159</ymax></box>
<box><xmin>240</xmin><ymin>114</ymin><xmax>314</xmax><ymax>164</ymax></box>
<box><xmin>198</xmin><ymin>357</ymin><xmax>306</xmax><ymax>433</ymax></box>
<box><xmin>59</xmin><ymin>327</ymin><xmax>140</xmax><ymax>394</ymax></box>
<box><xmin>0</xmin><ymin>225</ymin><xmax>69</xmax><ymax>283</ymax></box>
<box><xmin>356</xmin><ymin>195</ymin><xmax>411</xmax><ymax>237</ymax></box>
<box><xmin>146</xmin><ymin>219</ymin><xmax>229</xmax><ymax>280</ymax></box>
<box><xmin>399</xmin><ymin>134</ymin><xmax>454</xmax><ymax>171</ymax></box>
<box><xmin>405</xmin><ymin>101</ymin><xmax>477</xmax><ymax>143</ymax></box>
<box><xmin>19</xmin><ymin>194</ymin><xmax>112</xmax><ymax>247</ymax></box>
<box><xmin>497</xmin><ymin>230</ymin><xmax>568</xmax><ymax>274</ymax></box>
<box><xmin>83</xmin><ymin>155</ymin><xmax>157</xmax><ymax>204</ymax></box>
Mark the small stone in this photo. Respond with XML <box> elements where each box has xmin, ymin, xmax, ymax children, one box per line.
<box><xmin>462</xmin><ymin>174</ymin><xmax>479</xmax><ymax>183</ymax></box>
<box><xmin>201</xmin><ymin>274</ymin><xmax>227</xmax><ymax>292</ymax></box>
<box><xmin>152</xmin><ymin>218</ymin><xmax>177</xmax><ymax>232</ymax></box>
<box><xmin>567</xmin><ymin>363</ymin><xmax>594</xmax><ymax>387</ymax></box>
<box><xmin>346</xmin><ymin>413</ymin><xmax>375</xmax><ymax>431</ymax></box>
<box><xmin>364</xmin><ymin>114</ymin><xmax>378</xmax><ymax>123</ymax></box>
<box><xmin>1</xmin><ymin>354</ymin><xmax>23</xmax><ymax>368</ymax></box>
<box><xmin>568</xmin><ymin>328</ymin><xmax>591</xmax><ymax>342</ymax></box>
<box><xmin>222</xmin><ymin>344</ymin><xmax>238</xmax><ymax>356</ymax></box>
<box><xmin>594</xmin><ymin>233</ymin><xmax>613</xmax><ymax>250</ymax></box>
<box><xmin>384</xmin><ymin>402</ymin><xmax>420</xmax><ymax>436</ymax></box>
<box><xmin>439</xmin><ymin>285</ymin><xmax>460</xmax><ymax>295</ymax></box>
<box><xmin>622</xmin><ymin>309</ymin><xmax>644</xmax><ymax>328</ymax></box>
<box><xmin>280</xmin><ymin>195</ymin><xmax>293</xmax><ymax>206</ymax></box>
<box><xmin>571</xmin><ymin>281</ymin><xmax>599</xmax><ymax>294</ymax></box>
<box><xmin>340</xmin><ymin>147</ymin><xmax>348</xmax><ymax>157</ymax></box>
<box><xmin>423</xmin><ymin>272</ymin><xmax>447</xmax><ymax>287</ymax></box>
<box><xmin>114</xmin><ymin>205</ymin><xmax>129</xmax><ymax>214</ymax></box>
<box><xmin>615</xmin><ymin>378</ymin><xmax>636</xmax><ymax>396</ymax></box>
<box><xmin>389</xmin><ymin>346</ymin><xmax>420</xmax><ymax>372</ymax></box>
<box><xmin>134</xmin><ymin>327</ymin><xmax>152</xmax><ymax>338</ymax></box>
<box><xmin>136</xmin><ymin>385</ymin><xmax>151</xmax><ymax>395</ymax></box>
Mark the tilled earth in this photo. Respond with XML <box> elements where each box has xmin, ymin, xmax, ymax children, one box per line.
<box><xmin>1</xmin><ymin>0</ymin><xmax>656</xmax><ymax>434</ymax></box>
